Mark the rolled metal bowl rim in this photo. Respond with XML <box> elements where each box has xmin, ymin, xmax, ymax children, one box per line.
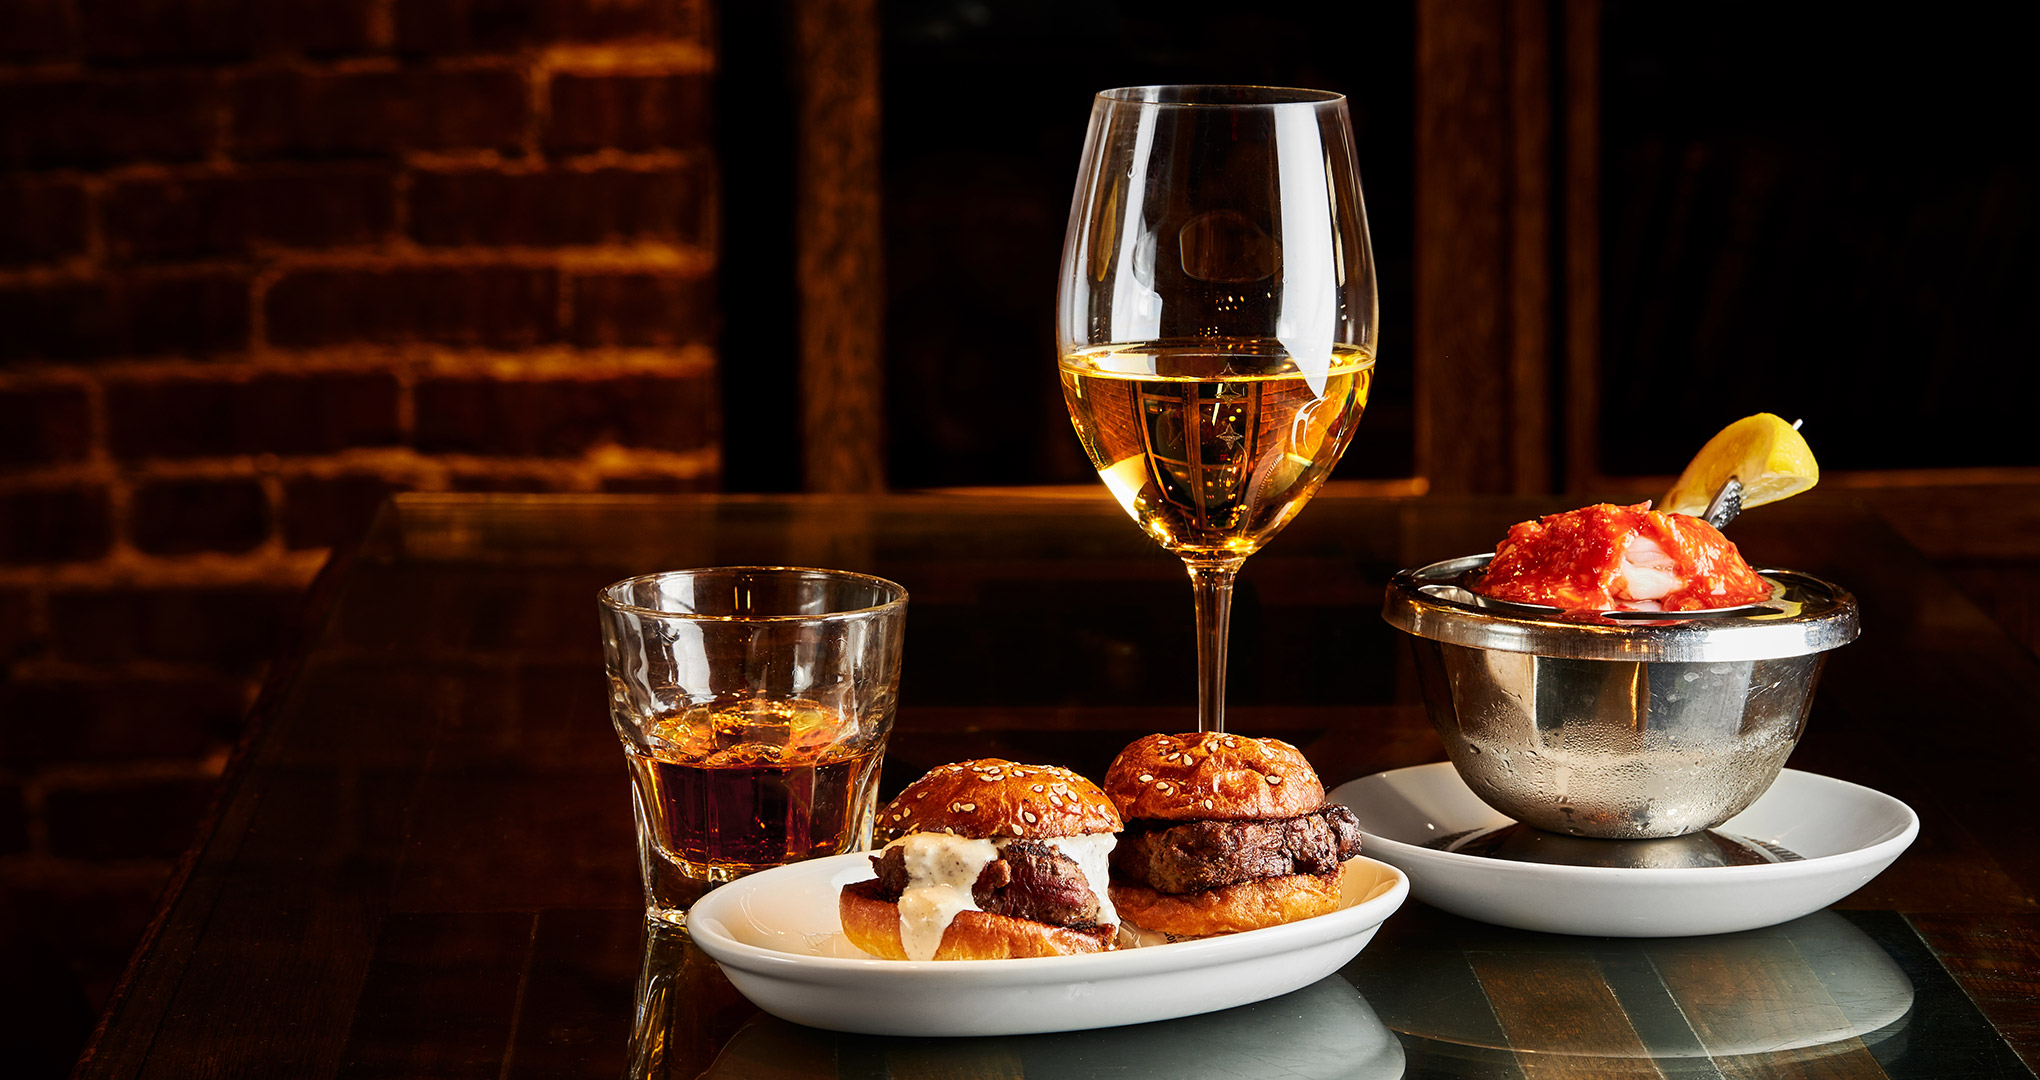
<box><xmin>1382</xmin><ymin>554</ymin><xmax>1860</xmax><ymax>662</ymax></box>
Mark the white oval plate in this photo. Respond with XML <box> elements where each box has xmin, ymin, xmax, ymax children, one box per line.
<box><xmin>688</xmin><ymin>853</ymin><xmax>1409</xmax><ymax>1036</ymax></box>
<box><xmin>1330</xmin><ymin>764</ymin><xmax>1917</xmax><ymax>937</ymax></box>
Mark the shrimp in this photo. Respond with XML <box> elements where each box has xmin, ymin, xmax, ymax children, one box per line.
<box><xmin>1475</xmin><ymin>503</ymin><xmax>1772</xmax><ymax>613</ymax></box>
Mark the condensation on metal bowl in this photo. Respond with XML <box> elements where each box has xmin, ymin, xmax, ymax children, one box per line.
<box><xmin>1382</xmin><ymin>555</ymin><xmax>1860</xmax><ymax>839</ymax></box>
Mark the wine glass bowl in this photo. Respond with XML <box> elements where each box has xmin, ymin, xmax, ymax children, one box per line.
<box><xmin>1058</xmin><ymin>339</ymin><xmax>1371</xmax><ymax>564</ymax></box>
<box><xmin>1057</xmin><ymin>85</ymin><xmax>1377</xmax><ymax>731</ymax></box>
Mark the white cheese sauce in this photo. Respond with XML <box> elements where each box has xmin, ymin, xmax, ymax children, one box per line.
<box><xmin>1040</xmin><ymin>832</ymin><xmax>1119</xmax><ymax>932</ymax></box>
<box><xmin>883</xmin><ymin>830</ymin><xmax>1121</xmax><ymax>959</ymax></box>
<box><xmin>892</xmin><ymin>832</ymin><xmax>998</xmax><ymax>961</ymax></box>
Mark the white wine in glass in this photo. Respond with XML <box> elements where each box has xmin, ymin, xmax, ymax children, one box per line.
<box><xmin>1057</xmin><ymin>86</ymin><xmax>1378</xmax><ymax>733</ymax></box>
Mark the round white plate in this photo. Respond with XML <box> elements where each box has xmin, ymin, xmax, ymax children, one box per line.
<box><xmin>687</xmin><ymin>852</ymin><xmax>1409</xmax><ymax>1036</ymax></box>
<box><xmin>1329</xmin><ymin>764</ymin><xmax>1916</xmax><ymax>937</ymax></box>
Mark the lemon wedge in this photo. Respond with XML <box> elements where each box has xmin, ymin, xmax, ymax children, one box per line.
<box><xmin>1661</xmin><ymin>413</ymin><xmax>1819</xmax><ymax>517</ymax></box>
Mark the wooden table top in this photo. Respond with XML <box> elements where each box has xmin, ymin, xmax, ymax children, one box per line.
<box><xmin>76</xmin><ymin>491</ymin><xmax>2040</xmax><ymax>1078</ymax></box>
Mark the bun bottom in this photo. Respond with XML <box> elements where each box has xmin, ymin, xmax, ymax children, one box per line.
<box><xmin>1109</xmin><ymin>864</ymin><xmax>1347</xmax><ymax>939</ymax></box>
<box><xmin>838</xmin><ymin>880</ymin><xmax>1116</xmax><ymax>960</ymax></box>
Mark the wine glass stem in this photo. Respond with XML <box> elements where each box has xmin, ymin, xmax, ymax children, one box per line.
<box><xmin>1187</xmin><ymin>561</ymin><xmax>1241</xmax><ymax>733</ymax></box>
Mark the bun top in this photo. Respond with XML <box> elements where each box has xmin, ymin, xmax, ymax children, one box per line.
<box><xmin>1104</xmin><ymin>733</ymin><xmax>1326</xmax><ymax>822</ymax></box>
<box><xmin>876</xmin><ymin>759</ymin><xmax>1122</xmax><ymax>842</ymax></box>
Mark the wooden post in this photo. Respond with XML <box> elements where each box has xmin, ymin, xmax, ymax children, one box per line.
<box><xmin>1562</xmin><ymin>0</ymin><xmax>1602</xmax><ymax>494</ymax></box>
<box><xmin>1413</xmin><ymin>0</ymin><xmax>1560</xmax><ymax>495</ymax></box>
<box><xmin>792</xmin><ymin>0</ymin><xmax>887</xmax><ymax>492</ymax></box>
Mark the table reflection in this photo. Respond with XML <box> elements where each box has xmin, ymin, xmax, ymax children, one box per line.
<box><xmin>1349</xmin><ymin>907</ymin><xmax>1914</xmax><ymax>1069</ymax></box>
<box><xmin>628</xmin><ymin>922</ymin><xmax>1404</xmax><ymax>1079</ymax></box>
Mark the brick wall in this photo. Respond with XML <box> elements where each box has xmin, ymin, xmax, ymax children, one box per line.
<box><xmin>0</xmin><ymin>1</ymin><xmax>720</xmax><ymax>1067</ymax></box>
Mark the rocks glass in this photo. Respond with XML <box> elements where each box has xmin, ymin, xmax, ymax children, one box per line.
<box><xmin>599</xmin><ymin>567</ymin><xmax>907</xmax><ymax>925</ymax></box>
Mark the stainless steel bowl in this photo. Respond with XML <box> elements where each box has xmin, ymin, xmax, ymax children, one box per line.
<box><xmin>1382</xmin><ymin>555</ymin><xmax>1860</xmax><ymax>839</ymax></box>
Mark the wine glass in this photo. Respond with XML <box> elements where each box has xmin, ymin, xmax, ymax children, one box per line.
<box><xmin>1057</xmin><ymin>85</ymin><xmax>1378</xmax><ymax>733</ymax></box>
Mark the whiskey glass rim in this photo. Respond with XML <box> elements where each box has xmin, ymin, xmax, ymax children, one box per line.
<box><xmin>1095</xmin><ymin>84</ymin><xmax>1345</xmax><ymax>108</ymax></box>
<box><xmin>598</xmin><ymin>565</ymin><xmax>908</xmax><ymax>622</ymax></box>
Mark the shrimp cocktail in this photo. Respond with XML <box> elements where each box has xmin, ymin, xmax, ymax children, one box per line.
<box><xmin>1382</xmin><ymin>416</ymin><xmax>1858</xmax><ymax>840</ymax></box>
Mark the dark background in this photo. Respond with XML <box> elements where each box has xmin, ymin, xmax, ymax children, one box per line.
<box><xmin>723</xmin><ymin>1</ymin><xmax>2037</xmax><ymax>491</ymax></box>
<box><xmin>1595</xmin><ymin>5</ymin><xmax>2037</xmax><ymax>476</ymax></box>
<box><xmin>721</xmin><ymin>0</ymin><xmax>1419</xmax><ymax>492</ymax></box>
<box><xmin>876</xmin><ymin>0</ymin><xmax>1419</xmax><ymax>489</ymax></box>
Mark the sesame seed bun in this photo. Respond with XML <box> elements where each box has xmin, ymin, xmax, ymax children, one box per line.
<box><xmin>875</xmin><ymin>758</ymin><xmax>1123</xmax><ymax>842</ymax></box>
<box><xmin>1102</xmin><ymin>733</ymin><xmax>1326</xmax><ymax>822</ymax></box>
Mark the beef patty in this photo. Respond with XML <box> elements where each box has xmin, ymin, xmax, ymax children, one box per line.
<box><xmin>1111</xmin><ymin>804</ymin><xmax>1364</xmax><ymax>894</ymax></box>
<box><xmin>868</xmin><ymin>839</ymin><xmax>1104</xmax><ymax>928</ymax></box>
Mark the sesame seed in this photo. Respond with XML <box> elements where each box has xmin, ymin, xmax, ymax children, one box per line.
<box><xmin>1268</xmin><ymin>775</ymin><xmax>1283</xmax><ymax>784</ymax></box>
<box><xmin>1023</xmin><ymin>811</ymin><xmax>1037</xmax><ymax>823</ymax></box>
<box><xmin>1202</xmin><ymin>798</ymin><xmax>1214</xmax><ymax>809</ymax></box>
<box><xmin>1033</xmin><ymin>784</ymin><xmax>1046</xmax><ymax>792</ymax></box>
<box><xmin>1138</xmin><ymin>773</ymin><xmax>1153</xmax><ymax>783</ymax></box>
